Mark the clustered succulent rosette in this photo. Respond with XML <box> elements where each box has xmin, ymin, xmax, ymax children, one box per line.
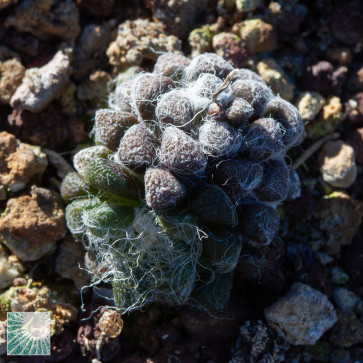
<box><xmin>62</xmin><ymin>53</ymin><xmax>303</xmax><ymax>313</ymax></box>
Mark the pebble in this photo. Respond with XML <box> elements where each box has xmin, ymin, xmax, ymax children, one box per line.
<box><xmin>238</xmin><ymin>18</ymin><xmax>277</xmax><ymax>54</ymax></box>
<box><xmin>330</xmin><ymin>311</ymin><xmax>363</xmax><ymax>347</ymax></box>
<box><xmin>5</xmin><ymin>0</ymin><xmax>80</xmax><ymax>41</ymax></box>
<box><xmin>333</xmin><ymin>287</ymin><xmax>360</xmax><ymax>312</ymax></box>
<box><xmin>77</xmin><ymin>70</ymin><xmax>112</xmax><ymax>115</ymax></box>
<box><xmin>212</xmin><ymin>32</ymin><xmax>249</xmax><ymax>68</ymax></box>
<box><xmin>107</xmin><ymin>19</ymin><xmax>182</xmax><ymax>73</ymax></box>
<box><xmin>257</xmin><ymin>58</ymin><xmax>294</xmax><ymax>101</ymax></box>
<box><xmin>147</xmin><ymin>0</ymin><xmax>207</xmax><ymax>40</ymax></box>
<box><xmin>0</xmin><ymin>131</ymin><xmax>47</xmax><ymax>197</ymax></box>
<box><xmin>0</xmin><ymin>280</ymin><xmax>78</xmax><ymax>334</ymax></box>
<box><xmin>268</xmin><ymin>0</ymin><xmax>307</xmax><ymax>35</ymax></box>
<box><xmin>344</xmin><ymin>127</ymin><xmax>363</xmax><ymax>164</ymax></box>
<box><xmin>302</xmin><ymin>61</ymin><xmax>347</xmax><ymax>95</ymax></box>
<box><xmin>230</xmin><ymin>321</ymin><xmax>288</xmax><ymax>362</ymax></box>
<box><xmin>315</xmin><ymin>251</ymin><xmax>334</xmax><ymax>266</ymax></box>
<box><xmin>314</xmin><ymin>192</ymin><xmax>363</xmax><ymax>255</ymax></box>
<box><xmin>331</xmin><ymin>267</ymin><xmax>349</xmax><ymax>285</ymax></box>
<box><xmin>74</xmin><ymin>22</ymin><xmax>115</xmax><ymax>79</ymax></box>
<box><xmin>319</xmin><ymin>140</ymin><xmax>357</xmax><ymax>188</ymax></box>
<box><xmin>10</xmin><ymin>50</ymin><xmax>72</xmax><ymax>113</ymax></box>
<box><xmin>55</xmin><ymin>235</ymin><xmax>90</xmax><ymax>290</ymax></box>
<box><xmin>0</xmin><ymin>48</ymin><xmax>25</xmax><ymax>104</ymax></box>
<box><xmin>6</xmin><ymin>108</ymin><xmax>68</xmax><ymax>149</ymax></box>
<box><xmin>188</xmin><ymin>28</ymin><xmax>213</xmax><ymax>58</ymax></box>
<box><xmin>306</xmin><ymin>96</ymin><xmax>344</xmax><ymax>139</ymax></box>
<box><xmin>0</xmin><ymin>244</ymin><xmax>25</xmax><ymax>290</ymax></box>
<box><xmin>345</xmin><ymin>92</ymin><xmax>363</xmax><ymax>126</ymax></box>
<box><xmin>0</xmin><ymin>186</ymin><xmax>67</xmax><ymax>261</ymax></box>
<box><xmin>264</xmin><ymin>283</ymin><xmax>337</xmax><ymax>345</ymax></box>
<box><xmin>296</xmin><ymin>91</ymin><xmax>325</xmax><ymax>122</ymax></box>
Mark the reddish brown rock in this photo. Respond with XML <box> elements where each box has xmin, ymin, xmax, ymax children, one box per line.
<box><xmin>77</xmin><ymin>0</ymin><xmax>115</xmax><ymax>17</ymax></box>
<box><xmin>5</xmin><ymin>109</ymin><xmax>68</xmax><ymax>149</ymax></box>
<box><xmin>301</xmin><ymin>61</ymin><xmax>347</xmax><ymax>95</ymax></box>
<box><xmin>212</xmin><ymin>32</ymin><xmax>249</xmax><ymax>68</ymax></box>
<box><xmin>0</xmin><ymin>186</ymin><xmax>67</xmax><ymax>261</ymax></box>
<box><xmin>147</xmin><ymin>0</ymin><xmax>207</xmax><ymax>40</ymax></box>
<box><xmin>344</xmin><ymin>128</ymin><xmax>363</xmax><ymax>164</ymax></box>
<box><xmin>0</xmin><ymin>131</ymin><xmax>47</xmax><ymax>196</ymax></box>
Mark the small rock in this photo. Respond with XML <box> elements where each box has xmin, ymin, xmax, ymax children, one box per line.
<box><xmin>74</xmin><ymin>22</ymin><xmax>115</xmax><ymax>79</ymax></box>
<box><xmin>229</xmin><ymin>321</ymin><xmax>289</xmax><ymax>362</ymax></box>
<box><xmin>257</xmin><ymin>58</ymin><xmax>294</xmax><ymax>101</ymax></box>
<box><xmin>326</xmin><ymin>47</ymin><xmax>352</xmax><ymax>65</ymax></box>
<box><xmin>0</xmin><ymin>52</ymin><xmax>25</xmax><ymax>104</ymax></box>
<box><xmin>212</xmin><ymin>32</ymin><xmax>249</xmax><ymax>68</ymax></box>
<box><xmin>331</xmin><ymin>267</ymin><xmax>349</xmax><ymax>285</ymax></box>
<box><xmin>0</xmin><ymin>186</ymin><xmax>67</xmax><ymax>261</ymax></box>
<box><xmin>148</xmin><ymin>0</ymin><xmax>207</xmax><ymax>40</ymax></box>
<box><xmin>306</xmin><ymin>96</ymin><xmax>344</xmax><ymax>139</ymax></box>
<box><xmin>107</xmin><ymin>19</ymin><xmax>182</xmax><ymax>73</ymax></box>
<box><xmin>296</xmin><ymin>91</ymin><xmax>325</xmax><ymax>122</ymax></box>
<box><xmin>314</xmin><ymin>192</ymin><xmax>363</xmax><ymax>256</ymax></box>
<box><xmin>188</xmin><ymin>28</ymin><xmax>213</xmax><ymax>58</ymax></box>
<box><xmin>345</xmin><ymin>92</ymin><xmax>363</xmax><ymax>126</ymax></box>
<box><xmin>0</xmin><ymin>244</ymin><xmax>25</xmax><ymax>290</ymax></box>
<box><xmin>55</xmin><ymin>235</ymin><xmax>90</xmax><ymax>290</ymax></box>
<box><xmin>77</xmin><ymin>70</ymin><xmax>112</xmax><ymax>115</ymax></box>
<box><xmin>319</xmin><ymin>140</ymin><xmax>357</xmax><ymax>188</ymax></box>
<box><xmin>76</xmin><ymin>0</ymin><xmax>115</xmax><ymax>17</ymax></box>
<box><xmin>330</xmin><ymin>311</ymin><xmax>363</xmax><ymax>347</ymax></box>
<box><xmin>333</xmin><ymin>287</ymin><xmax>360</xmax><ymax>312</ymax></box>
<box><xmin>344</xmin><ymin>127</ymin><xmax>363</xmax><ymax>164</ymax></box>
<box><xmin>0</xmin><ymin>280</ymin><xmax>78</xmax><ymax>334</ymax></box>
<box><xmin>239</xmin><ymin>18</ymin><xmax>277</xmax><ymax>54</ymax></box>
<box><xmin>5</xmin><ymin>0</ymin><xmax>80</xmax><ymax>41</ymax></box>
<box><xmin>301</xmin><ymin>61</ymin><xmax>347</xmax><ymax>95</ymax></box>
<box><xmin>315</xmin><ymin>251</ymin><xmax>334</xmax><ymax>266</ymax></box>
<box><xmin>5</xmin><ymin>108</ymin><xmax>68</xmax><ymax>149</ymax></box>
<box><xmin>2</xmin><ymin>29</ymin><xmax>40</xmax><ymax>59</ymax></box>
<box><xmin>268</xmin><ymin>0</ymin><xmax>307</xmax><ymax>35</ymax></box>
<box><xmin>10</xmin><ymin>50</ymin><xmax>72</xmax><ymax>113</ymax></box>
<box><xmin>265</xmin><ymin>283</ymin><xmax>337</xmax><ymax>345</ymax></box>
<box><xmin>0</xmin><ymin>131</ymin><xmax>47</xmax><ymax>196</ymax></box>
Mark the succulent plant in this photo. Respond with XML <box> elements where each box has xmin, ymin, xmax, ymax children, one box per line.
<box><xmin>62</xmin><ymin>52</ymin><xmax>303</xmax><ymax>313</ymax></box>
